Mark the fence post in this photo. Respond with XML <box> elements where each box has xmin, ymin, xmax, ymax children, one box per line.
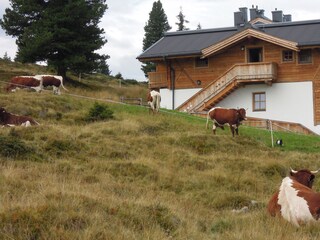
<box><xmin>270</xmin><ymin>120</ymin><xmax>274</xmax><ymax>148</ymax></box>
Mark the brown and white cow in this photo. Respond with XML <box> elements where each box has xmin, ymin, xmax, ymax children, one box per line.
<box><xmin>147</xmin><ymin>90</ymin><xmax>161</xmax><ymax>114</ymax></box>
<box><xmin>267</xmin><ymin>168</ymin><xmax>320</xmax><ymax>227</ymax></box>
<box><xmin>5</xmin><ymin>76</ymin><xmax>43</xmax><ymax>93</ymax></box>
<box><xmin>0</xmin><ymin>107</ymin><xmax>40</xmax><ymax>127</ymax></box>
<box><xmin>36</xmin><ymin>75</ymin><xmax>68</xmax><ymax>95</ymax></box>
<box><xmin>206</xmin><ymin>107</ymin><xmax>246</xmax><ymax>136</ymax></box>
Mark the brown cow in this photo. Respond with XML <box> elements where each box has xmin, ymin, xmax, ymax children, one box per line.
<box><xmin>5</xmin><ymin>76</ymin><xmax>42</xmax><ymax>92</ymax></box>
<box><xmin>267</xmin><ymin>168</ymin><xmax>320</xmax><ymax>227</ymax></box>
<box><xmin>36</xmin><ymin>75</ymin><xmax>68</xmax><ymax>95</ymax></box>
<box><xmin>147</xmin><ymin>90</ymin><xmax>161</xmax><ymax>114</ymax></box>
<box><xmin>0</xmin><ymin>107</ymin><xmax>39</xmax><ymax>127</ymax></box>
<box><xmin>206</xmin><ymin>107</ymin><xmax>246</xmax><ymax>136</ymax></box>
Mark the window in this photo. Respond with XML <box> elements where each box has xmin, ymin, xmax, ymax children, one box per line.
<box><xmin>195</xmin><ymin>57</ymin><xmax>208</xmax><ymax>68</ymax></box>
<box><xmin>298</xmin><ymin>49</ymin><xmax>312</xmax><ymax>64</ymax></box>
<box><xmin>282</xmin><ymin>50</ymin><xmax>293</xmax><ymax>62</ymax></box>
<box><xmin>253</xmin><ymin>92</ymin><xmax>266</xmax><ymax>111</ymax></box>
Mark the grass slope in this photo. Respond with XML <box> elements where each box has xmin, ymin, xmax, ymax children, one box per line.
<box><xmin>0</xmin><ymin>63</ymin><xmax>320</xmax><ymax>239</ymax></box>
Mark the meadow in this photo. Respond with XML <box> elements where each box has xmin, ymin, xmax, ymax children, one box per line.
<box><xmin>0</xmin><ymin>60</ymin><xmax>320</xmax><ymax>239</ymax></box>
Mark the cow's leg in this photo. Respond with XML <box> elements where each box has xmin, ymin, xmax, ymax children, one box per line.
<box><xmin>212</xmin><ymin>123</ymin><xmax>217</xmax><ymax>134</ymax></box>
<box><xmin>53</xmin><ymin>86</ymin><xmax>60</xmax><ymax>95</ymax></box>
<box><xmin>155</xmin><ymin>95</ymin><xmax>160</xmax><ymax>113</ymax></box>
<box><xmin>235</xmin><ymin>126</ymin><xmax>239</xmax><ymax>136</ymax></box>
<box><xmin>230</xmin><ymin>125</ymin><xmax>235</xmax><ymax>137</ymax></box>
<box><xmin>21</xmin><ymin>121</ymin><xmax>31</xmax><ymax>127</ymax></box>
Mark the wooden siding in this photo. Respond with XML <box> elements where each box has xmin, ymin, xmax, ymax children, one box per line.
<box><xmin>149</xmin><ymin>39</ymin><xmax>320</xmax><ymax>89</ymax></box>
<box><xmin>314</xmin><ymin>64</ymin><xmax>320</xmax><ymax>125</ymax></box>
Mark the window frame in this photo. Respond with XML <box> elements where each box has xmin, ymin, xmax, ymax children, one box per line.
<box><xmin>282</xmin><ymin>50</ymin><xmax>294</xmax><ymax>63</ymax></box>
<box><xmin>298</xmin><ymin>49</ymin><xmax>312</xmax><ymax>64</ymax></box>
<box><xmin>252</xmin><ymin>92</ymin><xmax>266</xmax><ymax>112</ymax></box>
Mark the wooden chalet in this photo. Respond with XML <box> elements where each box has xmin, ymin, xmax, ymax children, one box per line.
<box><xmin>137</xmin><ymin>6</ymin><xmax>320</xmax><ymax>135</ymax></box>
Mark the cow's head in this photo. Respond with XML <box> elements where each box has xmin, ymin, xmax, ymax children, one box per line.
<box><xmin>237</xmin><ymin>108</ymin><xmax>247</xmax><ymax>121</ymax></box>
<box><xmin>0</xmin><ymin>107</ymin><xmax>6</xmax><ymax>114</ymax></box>
<box><xmin>290</xmin><ymin>168</ymin><xmax>320</xmax><ymax>188</ymax></box>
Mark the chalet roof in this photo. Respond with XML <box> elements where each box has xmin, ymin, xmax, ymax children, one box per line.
<box><xmin>137</xmin><ymin>19</ymin><xmax>320</xmax><ymax>60</ymax></box>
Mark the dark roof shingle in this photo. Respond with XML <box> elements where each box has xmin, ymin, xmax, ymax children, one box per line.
<box><xmin>138</xmin><ymin>19</ymin><xmax>320</xmax><ymax>60</ymax></box>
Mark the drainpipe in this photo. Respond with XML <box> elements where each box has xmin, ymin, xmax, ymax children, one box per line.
<box><xmin>170</xmin><ymin>67</ymin><xmax>175</xmax><ymax>110</ymax></box>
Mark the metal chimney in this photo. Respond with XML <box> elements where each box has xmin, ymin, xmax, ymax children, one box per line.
<box><xmin>272</xmin><ymin>9</ymin><xmax>283</xmax><ymax>22</ymax></box>
<box><xmin>234</xmin><ymin>7</ymin><xmax>248</xmax><ymax>27</ymax></box>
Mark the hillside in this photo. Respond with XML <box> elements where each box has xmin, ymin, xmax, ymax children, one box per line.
<box><xmin>0</xmin><ymin>61</ymin><xmax>320</xmax><ymax>239</ymax></box>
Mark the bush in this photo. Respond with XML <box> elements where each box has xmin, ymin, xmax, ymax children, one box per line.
<box><xmin>85</xmin><ymin>102</ymin><xmax>114</xmax><ymax>122</ymax></box>
<box><xmin>0</xmin><ymin>135</ymin><xmax>33</xmax><ymax>158</ymax></box>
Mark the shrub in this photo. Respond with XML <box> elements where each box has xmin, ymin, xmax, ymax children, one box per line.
<box><xmin>0</xmin><ymin>135</ymin><xmax>33</xmax><ymax>158</ymax></box>
<box><xmin>85</xmin><ymin>102</ymin><xmax>114</xmax><ymax>122</ymax></box>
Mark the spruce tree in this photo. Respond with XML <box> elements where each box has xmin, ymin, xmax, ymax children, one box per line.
<box><xmin>142</xmin><ymin>0</ymin><xmax>171</xmax><ymax>78</ymax></box>
<box><xmin>176</xmin><ymin>7</ymin><xmax>189</xmax><ymax>31</ymax></box>
<box><xmin>0</xmin><ymin>0</ymin><xmax>109</xmax><ymax>80</ymax></box>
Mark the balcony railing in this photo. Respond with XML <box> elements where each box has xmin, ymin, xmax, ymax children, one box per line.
<box><xmin>148</xmin><ymin>72</ymin><xmax>167</xmax><ymax>88</ymax></box>
<box><xmin>178</xmin><ymin>62</ymin><xmax>278</xmax><ymax>112</ymax></box>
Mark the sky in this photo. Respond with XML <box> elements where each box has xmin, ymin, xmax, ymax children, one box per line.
<box><xmin>0</xmin><ymin>0</ymin><xmax>320</xmax><ymax>81</ymax></box>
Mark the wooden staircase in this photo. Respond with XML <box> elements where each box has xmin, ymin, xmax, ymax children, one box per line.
<box><xmin>178</xmin><ymin>62</ymin><xmax>277</xmax><ymax>113</ymax></box>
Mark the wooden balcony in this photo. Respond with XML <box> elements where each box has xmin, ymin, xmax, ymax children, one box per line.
<box><xmin>148</xmin><ymin>72</ymin><xmax>167</xmax><ymax>88</ymax></box>
<box><xmin>178</xmin><ymin>62</ymin><xmax>277</xmax><ymax>113</ymax></box>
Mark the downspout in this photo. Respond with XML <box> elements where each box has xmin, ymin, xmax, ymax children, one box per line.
<box><xmin>170</xmin><ymin>66</ymin><xmax>175</xmax><ymax>110</ymax></box>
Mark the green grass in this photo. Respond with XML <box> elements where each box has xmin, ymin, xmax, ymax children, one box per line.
<box><xmin>0</xmin><ymin>63</ymin><xmax>320</xmax><ymax>239</ymax></box>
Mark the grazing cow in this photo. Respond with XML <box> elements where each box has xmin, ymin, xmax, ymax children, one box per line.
<box><xmin>5</xmin><ymin>76</ymin><xmax>43</xmax><ymax>93</ymax></box>
<box><xmin>0</xmin><ymin>107</ymin><xmax>40</xmax><ymax>127</ymax></box>
<box><xmin>206</xmin><ymin>107</ymin><xmax>246</xmax><ymax>136</ymax></box>
<box><xmin>267</xmin><ymin>168</ymin><xmax>320</xmax><ymax>227</ymax></box>
<box><xmin>147</xmin><ymin>90</ymin><xmax>161</xmax><ymax>114</ymax></box>
<box><xmin>36</xmin><ymin>75</ymin><xmax>68</xmax><ymax>95</ymax></box>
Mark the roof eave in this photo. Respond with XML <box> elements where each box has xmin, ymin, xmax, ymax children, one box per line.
<box><xmin>201</xmin><ymin>28</ymin><xmax>299</xmax><ymax>58</ymax></box>
<box><xmin>137</xmin><ymin>52</ymin><xmax>202</xmax><ymax>62</ymax></box>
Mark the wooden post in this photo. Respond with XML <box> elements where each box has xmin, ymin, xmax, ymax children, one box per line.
<box><xmin>270</xmin><ymin>120</ymin><xmax>274</xmax><ymax>148</ymax></box>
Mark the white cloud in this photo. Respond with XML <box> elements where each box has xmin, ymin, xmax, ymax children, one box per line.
<box><xmin>0</xmin><ymin>0</ymin><xmax>320</xmax><ymax>80</ymax></box>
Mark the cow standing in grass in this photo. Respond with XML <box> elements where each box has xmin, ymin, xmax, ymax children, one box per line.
<box><xmin>206</xmin><ymin>107</ymin><xmax>246</xmax><ymax>136</ymax></box>
<box><xmin>267</xmin><ymin>168</ymin><xmax>320</xmax><ymax>226</ymax></box>
<box><xmin>147</xmin><ymin>90</ymin><xmax>161</xmax><ymax>114</ymax></box>
<box><xmin>36</xmin><ymin>75</ymin><xmax>68</xmax><ymax>95</ymax></box>
<box><xmin>0</xmin><ymin>107</ymin><xmax>39</xmax><ymax>127</ymax></box>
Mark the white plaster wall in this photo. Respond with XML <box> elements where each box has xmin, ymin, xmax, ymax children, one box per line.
<box><xmin>217</xmin><ymin>82</ymin><xmax>320</xmax><ymax>135</ymax></box>
<box><xmin>160</xmin><ymin>88</ymin><xmax>202</xmax><ymax>110</ymax></box>
<box><xmin>159</xmin><ymin>82</ymin><xmax>320</xmax><ymax>134</ymax></box>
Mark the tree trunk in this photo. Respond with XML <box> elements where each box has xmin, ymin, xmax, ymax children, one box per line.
<box><xmin>57</xmin><ymin>66</ymin><xmax>67</xmax><ymax>81</ymax></box>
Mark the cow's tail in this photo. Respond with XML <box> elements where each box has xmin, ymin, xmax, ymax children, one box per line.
<box><xmin>60</xmin><ymin>81</ymin><xmax>69</xmax><ymax>92</ymax></box>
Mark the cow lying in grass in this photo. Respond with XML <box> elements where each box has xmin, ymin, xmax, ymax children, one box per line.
<box><xmin>267</xmin><ymin>168</ymin><xmax>320</xmax><ymax>226</ymax></box>
<box><xmin>5</xmin><ymin>75</ymin><xmax>68</xmax><ymax>95</ymax></box>
<box><xmin>0</xmin><ymin>107</ymin><xmax>40</xmax><ymax>127</ymax></box>
<box><xmin>5</xmin><ymin>76</ymin><xmax>43</xmax><ymax>92</ymax></box>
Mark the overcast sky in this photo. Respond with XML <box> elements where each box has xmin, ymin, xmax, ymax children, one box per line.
<box><xmin>0</xmin><ymin>0</ymin><xmax>320</xmax><ymax>81</ymax></box>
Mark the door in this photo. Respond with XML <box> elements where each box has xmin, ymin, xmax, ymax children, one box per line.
<box><xmin>248</xmin><ymin>47</ymin><xmax>263</xmax><ymax>62</ymax></box>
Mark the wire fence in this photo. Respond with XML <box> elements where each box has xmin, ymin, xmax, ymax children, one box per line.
<box><xmin>0</xmin><ymin>79</ymin><xmax>314</xmax><ymax>140</ymax></box>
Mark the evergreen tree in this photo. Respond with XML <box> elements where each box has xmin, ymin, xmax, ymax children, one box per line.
<box><xmin>197</xmin><ymin>23</ymin><xmax>202</xmax><ymax>30</ymax></box>
<box><xmin>176</xmin><ymin>7</ymin><xmax>189</xmax><ymax>31</ymax></box>
<box><xmin>3</xmin><ymin>52</ymin><xmax>11</xmax><ymax>61</ymax></box>
<box><xmin>142</xmin><ymin>0</ymin><xmax>171</xmax><ymax>77</ymax></box>
<box><xmin>0</xmin><ymin>0</ymin><xmax>108</xmax><ymax>80</ymax></box>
